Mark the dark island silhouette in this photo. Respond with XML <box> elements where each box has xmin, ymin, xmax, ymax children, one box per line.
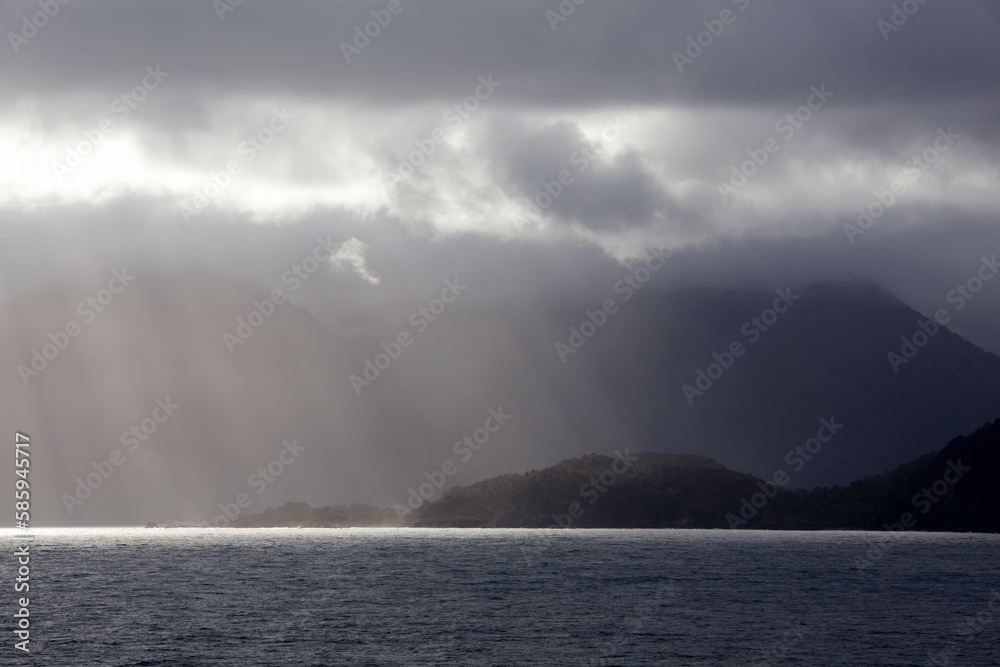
<box><xmin>181</xmin><ymin>417</ymin><xmax>999</xmax><ymax>532</ymax></box>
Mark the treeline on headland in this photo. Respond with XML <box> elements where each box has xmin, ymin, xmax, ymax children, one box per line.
<box><xmin>409</xmin><ymin>418</ymin><xmax>998</xmax><ymax>531</ymax></box>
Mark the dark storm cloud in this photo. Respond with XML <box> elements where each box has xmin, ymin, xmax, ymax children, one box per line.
<box><xmin>484</xmin><ymin>118</ymin><xmax>687</xmax><ymax>230</ymax></box>
<box><xmin>1</xmin><ymin>0</ymin><xmax>995</xmax><ymax>240</ymax></box>
<box><xmin>2</xmin><ymin>0</ymin><xmax>997</xmax><ymax>110</ymax></box>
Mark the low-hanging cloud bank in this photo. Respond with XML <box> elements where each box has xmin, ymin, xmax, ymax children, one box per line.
<box><xmin>0</xmin><ymin>0</ymin><xmax>996</xmax><ymax>259</ymax></box>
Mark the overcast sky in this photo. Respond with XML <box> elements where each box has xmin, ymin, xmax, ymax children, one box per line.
<box><xmin>2</xmin><ymin>0</ymin><xmax>998</xmax><ymax>348</ymax></box>
<box><xmin>1</xmin><ymin>0</ymin><xmax>997</xmax><ymax>282</ymax></box>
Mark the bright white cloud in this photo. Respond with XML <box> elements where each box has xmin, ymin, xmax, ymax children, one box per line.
<box><xmin>328</xmin><ymin>236</ymin><xmax>381</xmax><ymax>285</ymax></box>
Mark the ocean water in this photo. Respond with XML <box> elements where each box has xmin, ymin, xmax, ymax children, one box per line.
<box><xmin>1</xmin><ymin>528</ymin><xmax>998</xmax><ymax>666</ymax></box>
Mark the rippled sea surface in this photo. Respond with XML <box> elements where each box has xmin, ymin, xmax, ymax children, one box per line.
<box><xmin>1</xmin><ymin>528</ymin><xmax>999</xmax><ymax>666</ymax></box>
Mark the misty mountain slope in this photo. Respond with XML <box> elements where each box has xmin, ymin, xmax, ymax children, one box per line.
<box><xmin>2</xmin><ymin>271</ymin><xmax>998</xmax><ymax>525</ymax></box>
<box><xmin>0</xmin><ymin>271</ymin><xmax>378</xmax><ymax>525</ymax></box>
<box><xmin>356</xmin><ymin>282</ymin><xmax>1000</xmax><ymax>489</ymax></box>
<box><xmin>627</xmin><ymin>283</ymin><xmax>1000</xmax><ymax>485</ymax></box>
